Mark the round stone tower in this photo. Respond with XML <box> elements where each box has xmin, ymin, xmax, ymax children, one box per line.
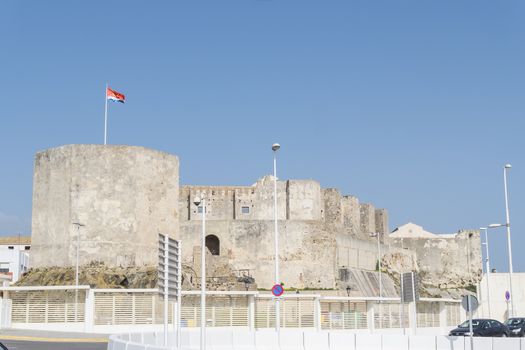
<box><xmin>30</xmin><ymin>144</ymin><xmax>179</xmax><ymax>268</ymax></box>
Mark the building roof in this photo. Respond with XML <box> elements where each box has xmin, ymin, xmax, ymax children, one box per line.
<box><xmin>390</xmin><ymin>222</ymin><xmax>437</xmax><ymax>238</ymax></box>
<box><xmin>0</xmin><ymin>236</ymin><xmax>31</xmax><ymax>245</ymax></box>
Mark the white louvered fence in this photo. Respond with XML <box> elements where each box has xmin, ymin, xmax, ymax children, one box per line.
<box><xmin>0</xmin><ymin>286</ymin><xmax>463</xmax><ymax>334</ymax></box>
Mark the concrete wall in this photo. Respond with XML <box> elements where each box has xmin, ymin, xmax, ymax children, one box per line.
<box><xmin>478</xmin><ymin>272</ymin><xmax>525</xmax><ymax>322</ymax></box>
<box><xmin>110</xmin><ymin>329</ymin><xmax>525</xmax><ymax>350</ymax></box>
<box><xmin>336</xmin><ymin>234</ymin><xmax>378</xmax><ymax>271</ymax></box>
<box><xmin>31</xmin><ymin>144</ymin><xmax>179</xmax><ymax>268</ymax></box>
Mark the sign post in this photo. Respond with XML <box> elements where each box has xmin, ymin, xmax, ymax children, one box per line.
<box><xmin>401</xmin><ymin>272</ymin><xmax>419</xmax><ymax>335</ymax></box>
<box><xmin>461</xmin><ymin>295</ymin><xmax>478</xmax><ymax>350</ymax></box>
<box><xmin>271</xmin><ymin>284</ymin><xmax>284</xmax><ymax>332</ymax></box>
<box><xmin>505</xmin><ymin>291</ymin><xmax>511</xmax><ymax>319</ymax></box>
<box><xmin>158</xmin><ymin>234</ymin><xmax>182</xmax><ymax>347</ymax></box>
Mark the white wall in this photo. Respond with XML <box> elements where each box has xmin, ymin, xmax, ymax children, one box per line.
<box><xmin>109</xmin><ymin>329</ymin><xmax>525</xmax><ymax>350</ymax></box>
<box><xmin>478</xmin><ymin>272</ymin><xmax>525</xmax><ymax>321</ymax></box>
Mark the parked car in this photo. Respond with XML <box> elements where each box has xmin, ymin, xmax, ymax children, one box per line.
<box><xmin>449</xmin><ymin>319</ymin><xmax>510</xmax><ymax>337</ymax></box>
<box><xmin>505</xmin><ymin>318</ymin><xmax>525</xmax><ymax>337</ymax></box>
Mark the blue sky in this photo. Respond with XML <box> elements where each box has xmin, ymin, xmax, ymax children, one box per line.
<box><xmin>1</xmin><ymin>1</ymin><xmax>524</xmax><ymax>274</ymax></box>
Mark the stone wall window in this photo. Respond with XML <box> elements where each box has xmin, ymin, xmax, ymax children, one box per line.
<box><xmin>241</xmin><ymin>206</ymin><xmax>250</xmax><ymax>214</ymax></box>
<box><xmin>205</xmin><ymin>235</ymin><xmax>220</xmax><ymax>256</ymax></box>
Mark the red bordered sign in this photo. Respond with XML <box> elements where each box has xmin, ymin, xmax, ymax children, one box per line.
<box><xmin>272</xmin><ymin>284</ymin><xmax>284</xmax><ymax>297</ymax></box>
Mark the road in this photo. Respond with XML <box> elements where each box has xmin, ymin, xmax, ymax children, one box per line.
<box><xmin>0</xmin><ymin>339</ymin><xmax>106</xmax><ymax>350</ymax></box>
<box><xmin>0</xmin><ymin>330</ymin><xmax>108</xmax><ymax>350</ymax></box>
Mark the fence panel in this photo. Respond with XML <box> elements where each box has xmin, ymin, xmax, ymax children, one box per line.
<box><xmin>255</xmin><ymin>297</ymin><xmax>315</xmax><ymax>329</ymax></box>
<box><xmin>11</xmin><ymin>290</ymin><xmax>85</xmax><ymax>324</ymax></box>
<box><xmin>445</xmin><ymin>302</ymin><xmax>460</xmax><ymax>327</ymax></box>
<box><xmin>320</xmin><ymin>301</ymin><xmax>367</xmax><ymax>330</ymax></box>
<box><xmin>374</xmin><ymin>302</ymin><xmax>409</xmax><ymax>329</ymax></box>
<box><xmin>416</xmin><ymin>301</ymin><xmax>440</xmax><ymax>328</ymax></box>
<box><xmin>94</xmin><ymin>291</ymin><xmax>172</xmax><ymax>325</ymax></box>
<box><xmin>181</xmin><ymin>295</ymin><xmax>249</xmax><ymax>328</ymax></box>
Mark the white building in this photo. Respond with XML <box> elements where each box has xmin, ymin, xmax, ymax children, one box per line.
<box><xmin>0</xmin><ymin>236</ymin><xmax>30</xmax><ymax>283</ymax></box>
<box><xmin>477</xmin><ymin>272</ymin><xmax>525</xmax><ymax>321</ymax></box>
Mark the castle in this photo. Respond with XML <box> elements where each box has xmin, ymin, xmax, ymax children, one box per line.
<box><xmin>29</xmin><ymin>144</ymin><xmax>482</xmax><ymax>296</ymax></box>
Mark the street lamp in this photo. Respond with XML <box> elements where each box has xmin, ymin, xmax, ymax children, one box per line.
<box><xmin>72</xmin><ymin>222</ymin><xmax>84</xmax><ymax>322</ymax></box>
<box><xmin>271</xmin><ymin>142</ymin><xmax>281</xmax><ymax>334</ymax></box>
<box><xmin>346</xmin><ymin>286</ymin><xmax>351</xmax><ymax>323</ymax></box>
<box><xmin>370</xmin><ymin>232</ymin><xmax>383</xmax><ymax>329</ymax></box>
<box><xmin>193</xmin><ymin>195</ymin><xmax>206</xmax><ymax>350</ymax></box>
<box><xmin>479</xmin><ymin>227</ymin><xmax>491</xmax><ymax>317</ymax></box>
<box><xmin>503</xmin><ymin>164</ymin><xmax>515</xmax><ymax>317</ymax></box>
<box><xmin>488</xmin><ymin>219</ymin><xmax>514</xmax><ymax>317</ymax></box>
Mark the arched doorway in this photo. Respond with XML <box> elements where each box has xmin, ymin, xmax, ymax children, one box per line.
<box><xmin>205</xmin><ymin>235</ymin><xmax>220</xmax><ymax>255</ymax></box>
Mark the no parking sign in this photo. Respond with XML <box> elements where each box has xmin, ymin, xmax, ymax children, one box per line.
<box><xmin>272</xmin><ymin>284</ymin><xmax>284</xmax><ymax>297</ymax></box>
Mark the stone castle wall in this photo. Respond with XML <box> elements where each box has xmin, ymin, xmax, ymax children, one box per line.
<box><xmin>31</xmin><ymin>144</ymin><xmax>179</xmax><ymax>268</ymax></box>
<box><xmin>178</xmin><ymin>177</ymin><xmax>391</xmax><ymax>289</ymax></box>
<box><xmin>390</xmin><ymin>230</ymin><xmax>482</xmax><ymax>291</ymax></box>
<box><xmin>28</xmin><ymin>145</ymin><xmax>482</xmax><ymax>295</ymax></box>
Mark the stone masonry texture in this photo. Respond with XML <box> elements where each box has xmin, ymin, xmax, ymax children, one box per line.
<box><xmin>29</xmin><ymin>145</ymin><xmax>481</xmax><ymax>296</ymax></box>
<box><xmin>31</xmin><ymin>144</ymin><xmax>179</xmax><ymax>268</ymax></box>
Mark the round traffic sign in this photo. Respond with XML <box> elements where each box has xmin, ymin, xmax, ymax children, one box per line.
<box><xmin>461</xmin><ymin>295</ymin><xmax>479</xmax><ymax>312</ymax></box>
<box><xmin>505</xmin><ymin>291</ymin><xmax>511</xmax><ymax>302</ymax></box>
<box><xmin>272</xmin><ymin>284</ymin><xmax>284</xmax><ymax>297</ymax></box>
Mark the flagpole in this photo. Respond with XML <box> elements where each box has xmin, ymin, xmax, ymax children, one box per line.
<box><xmin>104</xmin><ymin>83</ymin><xmax>108</xmax><ymax>145</ymax></box>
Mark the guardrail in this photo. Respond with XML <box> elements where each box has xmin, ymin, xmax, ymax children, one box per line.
<box><xmin>108</xmin><ymin>328</ymin><xmax>525</xmax><ymax>350</ymax></box>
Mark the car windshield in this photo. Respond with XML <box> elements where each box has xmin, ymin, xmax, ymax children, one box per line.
<box><xmin>506</xmin><ymin>319</ymin><xmax>524</xmax><ymax>326</ymax></box>
<box><xmin>459</xmin><ymin>320</ymin><xmax>482</xmax><ymax>328</ymax></box>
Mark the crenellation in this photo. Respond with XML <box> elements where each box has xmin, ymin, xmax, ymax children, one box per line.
<box><xmin>286</xmin><ymin>180</ymin><xmax>322</xmax><ymax>220</ymax></box>
<box><xmin>29</xmin><ymin>144</ymin><xmax>482</xmax><ymax>296</ymax></box>
<box><xmin>375</xmin><ymin>208</ymin><xmax>389</xmax><ymax>238</ymax></box>
<box><xmin>342</xmin><ymin>195</ymin><xmax>360</xmax><ymax>235</ymax></box>
<box><xmin>359</xmin><ymin>203</ymin><xmax>376</xmax><ymax>234</ymax></box>
<box><xmin>322</xmin><ymin>188</ymin><xmax>343</xmax><ymax>224</ymax></box>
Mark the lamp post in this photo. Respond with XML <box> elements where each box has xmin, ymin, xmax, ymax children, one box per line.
<box><xmin>346</xmin><ymin>286</ymin><xmax>351</xmax><ymax>326</ymax></box>
<box><xmin>272</xmin><ymin>143</ymin><xmax>281</xmax><ymax>333</ymax></box>
<box><xmin>193</xmin><ymin>196</ymin><xmax>206</xmax><ymax>350</ymax></box>
<box><xmin>480</xmin><ymin>227</ymin><xmax>491</xmax><ymax>318</ymax></box>
<box><xmin>488</xmin><ymin>220</ymin><xmax>515</xmax><ymax>317</ymax></box>
<box><xmin>72</xmin><ymin>222</ymin><xmax>84</xmax><ymax>322</ymax></box>
<box><xmin>503</xmin><ymin>164</ymin><xmax>515</xmax><ymax>317</ymax></box>
<box><xmin>369</xmin><ymin>232</ymin><xmax>383</xmax><ymax>329</ymax></box>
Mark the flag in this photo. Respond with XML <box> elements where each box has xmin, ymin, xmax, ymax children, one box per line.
<box><xmin>106</xmin><ymin>87</ymin><xmax>125</xmax><ymax>103</ymax></box>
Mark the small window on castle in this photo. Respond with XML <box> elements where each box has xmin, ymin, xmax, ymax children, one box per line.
<box><xmin>25</xmin><ymin>246</ymin><xmax>30</xmax><ymax>250</ymax></box>
<box><xmin>8</xmin><ymin>246</ymin><xmax>14</xmax><ymax>250</ymax></box>
<box><xmin>241</xmin><ymin>206</ymin><xmax>250</xmax><ymax>214</ymax></box>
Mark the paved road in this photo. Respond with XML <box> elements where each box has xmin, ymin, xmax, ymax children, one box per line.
<box><xmin>0</xmin><ymin>329</ymin><xmax>108</xmax><ymax>350</ymax></box>
<box><xmin>0</xmin><ymin>339</ymin><xmax>107</xmax><ymax>350</ymax></box>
